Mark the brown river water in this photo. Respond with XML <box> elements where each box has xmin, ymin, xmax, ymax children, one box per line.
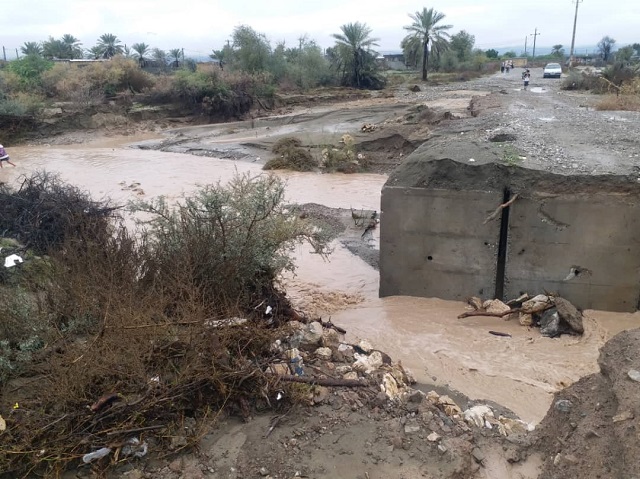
<box><xmin>3</xmin><ymin>137</ymin><xmax>638</xmax><ymax>425</ymax></box>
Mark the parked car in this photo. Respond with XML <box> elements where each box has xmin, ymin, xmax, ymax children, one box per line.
<box><xmin>543</xmin><ymin>63</ymin><xmax>562</xmax><ymax>78</ymax></box>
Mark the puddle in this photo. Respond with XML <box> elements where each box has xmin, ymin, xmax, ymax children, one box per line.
<box><xmin>529</xmin><ymin>87</ymin><xmax>547</xmax><ymax>93</ymax></box>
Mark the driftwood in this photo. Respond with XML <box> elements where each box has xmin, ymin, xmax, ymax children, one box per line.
<box><xmin>458</xmin><ymin>308</ymin><xmax>521</xmax><ymax>319</ymax></box>
<box><xmin>320</xmin><ymin>318</ymin><xmax>347</xmax><ymax>335</ymax></box>
<box><xmin>489</xmin><ymin>330</ymin><xmax>512</xmax><ymax>337</ymax></box>
<box><xmin>279</xmin><ymin>375</ymin><xmax>367</xmax><ymax>387</ymax></box>
<box><xmin>483</xmin><ymin>194</ymin><xmax>519</xmax><ymax>224</ymax></box>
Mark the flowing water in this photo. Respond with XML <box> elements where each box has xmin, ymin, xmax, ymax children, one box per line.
<box><xmin>3</xmin><ymin>136</ymin><xmax>638</xmax><ymax>424</ymax></box>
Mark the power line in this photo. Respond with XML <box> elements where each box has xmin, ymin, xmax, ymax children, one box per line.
<box><xmin>569</xmin><ymin>0</ymin><xmax>583</xmax><ymax>66</ymax></box>
<box><xmin>530</xmin><ymin>28</ymin><xmax>541</xmax><ymax>58</ymax></box>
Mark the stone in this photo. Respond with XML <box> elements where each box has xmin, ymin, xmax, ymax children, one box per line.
<box><xmin>409</xmin><ymin>84</ymin><xmax>421</xmax><ymax>92</ymax></box>
<box><xmin>426</xmin><ymin>391</ymin><xmax>440</xmax><ymax>404</ymax></box>
<box><xmin>268</xmin><ymin>363</ymin><xmax>290</xmax><ymax>376</ymax></box>
<box><xmin>518</xmin><ymin>313</ymin><xmax>533</xmax><ymax>326</ymax></box>
<box><xmin>169</xmin><ymin>458</ymin><xmax>183</xmax><ymax>472</ymax></box>
<box><xmin>483</xmin><ymin>299</ymin><xmax>511</xmax><ymax>315</ymax></box>
<box><xmin>300</xmin><ymin>322</ymin><xmax>324</xmax><ymax>348</ymax></box>
<box><xmin>521</xmin><ymin>295</ymin><xmax>550</xmax><ymax>314</ymax></box>
<box><xmin>554</xmin><ymin>297</ymin><xmax>584</xmax><ymax>334</ymax></box>
<box><xmin>335</xmin><ymin>365</ymin><xmax>352</xmax><ymax>375</ymax></box>
<box><xmin>427</xmin><ymin>432</ymin><xmax>441</xmax><ymax>442</ymax></box>
<box><xmin>322</xmin><ymin>329</ymin><xmax>341</xmax><ymax>347</ymax></box>
<box><xmin>381</xmin><ymin>373</ymin><xmax>401</xmax><ymax>399</ymax></box>
<box><xmin>343</xmin><ymin>372</ymin><xmax>359</xmax><ymax>380</ymax></box>
<box><xmin>405</xmin><ymin>389</ymin><xmax>424</xmax><ymax>404</ymax></box>
<box><xmin>357</xmin><ymin>339</ymin><xmax>374</xmax><ymax>353</ymax></box>
<box><xmin>628</xmin><ymin>369</ymin><xmax>640</xmax><ymax>382</ymax></box>
<box><xmin>540</xmin><ymin>308</ymin><xmax>570</xmax><ymax>337</ymax></box>
<box><xmin>463</xmin><ymin>405</ymin><xmax>494</xmax><ymax>428</ymax></box>
<box><xmin>314</xmin><ymin>347</ymin><xmax>333</xmax><ymax>361</ymax></box>
<box><xmin>613</xmin><ymin>410</ymin><xmax>634</xmax><ymax>422</ymax></box>
<box><xmin>170</xmin><ymin>436</ymin><xmax>188</xmax><ymax>450</ymax></box>
<box><xmin>337</xmin><ymin>343</ymin><xmax>355</xmax><ymax>360</ymax></box>
<box><xmin>404</xmin><ymin>423</ymin><xmax>421</xmax><ymax>434</ymax></box>
<box><xmin>471</xmin><ymin>448</ymin><xmax>485</xmax><ymax>464</ymax></box>
<box><xmin>313</xmin><ymin>386</ymin><xmax>330</xmax><ymax>404</ymax></box>
<box><xmin>352</xmin><ymin>351</ymin><xmax>383</xmax><ymax>374</ymax></box>
<box><xmin>259</xmin><ymin>467</ymin><xmax>269</xmax><ymax>476</ymax></box>
<box><xmin>554</xmin><ymin>399</ymin><xmax>572</xmax><ymax>413</ymax></box>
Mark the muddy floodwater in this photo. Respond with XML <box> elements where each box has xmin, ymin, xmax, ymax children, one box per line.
<box><xmin>3</xmin><ymin>137</ymin><xmax>639</xmax><ymax>425</ymax></box>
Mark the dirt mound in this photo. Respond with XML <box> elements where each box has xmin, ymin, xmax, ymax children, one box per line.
<box><xmin>357</xmin><ymin>133</ymin><xmax>417</xmax><ymax>156</ymax></box>
<box><xmin>527</xmin><ymin>328</ymin><xmax>640</xmax><ymax>478</ymax></box>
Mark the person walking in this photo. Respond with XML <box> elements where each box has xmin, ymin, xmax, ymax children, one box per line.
<box><xmin>522</xmin><ymin>69</ymin><xmax>531</xmax><ymax>90</ymax></box>
<box><xmin>0</xmin><ymin>144</ymin><xmax>15</xmax><ymax>168</ymax></box>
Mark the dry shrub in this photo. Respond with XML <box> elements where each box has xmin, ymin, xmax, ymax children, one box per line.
<box><xmin>595</xmin><ymin>93</ymin><xmax>640</xmax><ymax>111</ymax></box>
<box><xmin>321</xmin><ymin>134</ymin><xmax>368</xmax><ymax>173</ymax></box>
<box><xmin>561</xmin><ymin>70</ymin><xmax>607</xmax><ymax>92</ymax></box>
<box><xmin>264</xmin><ymin>137</ymin><xmax>317</xmax><ymax>171</ymax></box>
<box><xmin>0</xmin><ymin>172</ymin><xmax>330</xmax><ymax>476</ymax></box>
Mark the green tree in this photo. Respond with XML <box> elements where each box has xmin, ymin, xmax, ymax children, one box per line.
<box><xmin>331</xmin><ymin>22</ymin><xmax>381</xmax><ymax>88</ymax></box>
<box><xmin>616</xmin><ymin>45</ymin><xmax>635</xmax><ymax>63</ymax></box>
<box><xmin>551</xmin><ymin>44</ymin><xmax>565</xmax><ymax>58</ymax></box>
<box><xmin>152</xmin><ymin>48</ymin><xmax>167</xmax><ymax>67</ymax></box>
<box><xmin>21</xmin><ymin>42</ymin><xmax>43</xmax><ymax>57</ymax></box>
<box><xmin>403</xmin><ymin>7</ymin><xmax>452</xmax><ymax>80</ymax></box>
<box><xmin>8</xmin><ymin>55</ymin><xmax>53</xmax><ymax>90</ymax></box>
<box><xmin>86</xmin><ymin>46</ymin><xmax>103</xmax><ymax>59</ymax></box>
<box><xmin>449</xmin><ymin>30</ymin><xmax>475</xmax><ymax>62</ymax></box>
<box><xmin>502</xmin><ymin>51</ymin><xmax>517</xmax><ymax>58</ymax></box>
<box><xmin>485</xmin><ymin>48</ymin><xmax>499</xmax><ymax>59</ymax></box>
<box><xmin>42</xmin><ymin>37</ymin><xmax>67</xmax><ymax>59</ymax></box>
<box><xmin>131</xmin><ymin>42</ymin><xmax>150</xmax><ymax>67</ymax></box>
<box><xmin>169</xmin><ymin>48</ymin><xmax>182</xmax><ymax>68</ymax></box>
<box><xmin>400</xmin><ymin>36</ymin><xmax>421</xmax><ymax>69</ymax></box>
<box><xmin>597</xmin><ymin>36</ymin><xmax>616</xmax><ymax>62</ymax></box>
<box><xmin>61</xmin><ymin>34</ymin><xmax>83</xmax><ymax>59</ymax></box>
<box><xmin>633</xmin><ymin>43</ymin><xmax>640</xmax><ymax>57</ymax></box>
<box><xmin>95</xmin><ymin>33</ymin><xmax>124</xmax><ymax>58</ymax></box>
<box><xmin>232</xmin><ymin>25</ymin><xmax>272</xmax><ymax>72</ymax></box>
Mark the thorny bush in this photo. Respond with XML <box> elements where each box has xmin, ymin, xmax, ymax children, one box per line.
<box><xmin>0</xmin><ymin>172</ymin><xmax>331</xmax><ymax>477</ymax></box>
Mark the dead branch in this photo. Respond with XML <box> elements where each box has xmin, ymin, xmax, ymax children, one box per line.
<box><xmin>489</xmin><ymin>331</ymin><xmax>512</xmax><ymax>337</ymax></box>
<box><xmin>105</xmin><ymin>424</ymin><xmax>166</xmax><ymax>437</ymax></box>
<box><xmin>320</xmin><ymin>318</ymin><xmax>347</xmax><ymax>335</ymax></box>
<box><xmin>278</xmin><ymin>375</ymin><xmax>367</xmax><ymax>387</ymax></box>
<box><xmin>458</xmin><ymin>308</ymin><xmax>521</xmax><ymax>319</ymax></box>
<box><xmin>483</xmin><ymin>194</ymin><xmax>519</xmax><ymax>224</ymax></box>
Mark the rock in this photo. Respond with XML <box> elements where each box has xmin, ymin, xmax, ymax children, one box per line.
<box><xmin>268</xmin><ymin>363</ymin><xmax>290</xmax><ymax>376</ymax></box>
<box><xmin>313</xmin><ymin>386</ymin><xmax>330</xmax><ymax>404</ymax></box>
<box><xmin>613</xmin><ymin>410</ymin><xmax>634</xmax><ymax>422</ymax></box>
<box><xmin>554</xmin><ymin>297</ymin><xmax>584</xmax><ymax>334</ymax></box>
<box><xmin>299</xmin><ymin>322</ymin><xmax>324</xmax><ymax>349</ymax></box>
<box><xmin>427</xmin><ymin>432</ymin><xmax>441</xmax><ymax>442</ymax></box>
<box><xmin>337</xmin><ymin>343</ymin><xmax>355</xmax><ymax>360</ymax></box>
<box><xmin>467</xmin><ymin>296</ymin><xmax>484</xmax><ymax>310</ymax></box>
<box><xmin>471</xmin><ymin>448</ymin><xmax>485</xmax><ymax>464</ymax></box>
<box><xmin>405</xmin><ymin>389</ymin><xmax>424</xmax><ymax>404</ymax></box>
<box><xmin>554</xmin><ymin>399</ymin><xmax>572</xmax><ymax>413</ymax></box>
<box><xmin>521</xmin><ymin>295</ymin><xmax>550</xmax><ymax>314</ymax></box>
<box><xmin>540</xmin><ymin>308</ymin><xmax>570</xmax><ymax>337</ymax></box>
<box><xmin>381</xmin><ymin>372</ymin><xmax>401</xmax><ymax>399</ymax></box>
<box><xmin>170</xmin><ymin>436</ymin><xmax>188</xmax><ymax>450</ymax></box>
<box><xmin>259</xmin><ymin>467</ymin><xmax>269</xmax><ymax>476</ymax></box>
<box><xmin>463</xmin><ymin>405</ymin><xmax>495</xmax><ymax>428</ymax></box>
<box><xmin>483</xmin><ymin>299</ymin><xmax>511</xmax><ymax>315</ymax></box>
<box><xmin>322</xmin><ymin>329</ymin><xmax>341</xmax><ymax>347</ymax></box>
<box><xmin>438</xmin><ymin>444</ymin><xmax>448</xmax><ymax>454</ymax></box>
<box><xmin>343</xmin><ymin>372</ymin><xmax>358</xmax><ymax>380</ymax></box>
<box><xmin>375</xmin><ymin>391</ymin><xmax>388</xmax><ymax>406</ymax></box>
<box><xmin>169</xmin><ymin>458</ymin><xmax>183</xmax><ymax>472</ymax></box>
<box><xmin>518</xmin><ymin>313</ymin><xmax>533</xmax><ymax>326</ymax></box>
<box><xmin>409</xmin><ymin>85</ymin><xmax>421</xmax><ymax>92</ymax></box>
<box><xmin>404</xmin><ymin>423</ymin><xmax>421</xmax><ymax>434</ymax></box>
<box><xmin>335</xmin><ymin>365</ymin><xmax>352</xmax><ymax>375</ymax></box>
<box><xmin>352</xmin><ymin>351</ymin><xmax>383</xmax><ymax>374</ymax></box>
<box><xmin>357</xmin><ymin>339</ymin><xmax>374</xmax><ymax>353</ymax></box>
<box><xmin>314</xmin><ymin>347</ymin><xmax>333</xmax><ymax>361</ymax></box>
<box><xmin>628</xmin><ymin>369</ymin><xmax>640</xmax><ymax>382</ymax></box>
<box><xmin>426</xmin><ymin>390</ymin><xmax>441</xmax><ymax>404</ymax></box>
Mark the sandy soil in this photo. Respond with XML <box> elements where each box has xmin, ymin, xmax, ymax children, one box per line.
<box><xmin>6</xmin><ymin>68</ymin><xmax>640</xmax><ymax>479</ymax></box>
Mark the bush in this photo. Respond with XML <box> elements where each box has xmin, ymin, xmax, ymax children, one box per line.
<box><xmin>561</xmin><ymin>70</ymin><xmax>607</xmax><ymax>92</ymax></box>
<box><xmin>264</xmin><ymin>137</ymin><xmax>318</xmax><ymax>171</ymax></box>
<box><xmin>321</xmin><ymin>134</ymin><xmax>368</xmax><ymax>173</ymax></box>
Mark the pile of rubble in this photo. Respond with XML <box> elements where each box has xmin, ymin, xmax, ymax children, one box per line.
<box><xmin>266</xmin><ymin>320</ymin><xmax>534</xmax><ymax>440</ymax></box>
<box><xmin>461</xmin><ymin>293</ymin><xmax>584</xmax><ymax>337</ymax></box>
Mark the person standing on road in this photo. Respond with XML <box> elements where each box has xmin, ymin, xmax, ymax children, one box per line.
<box><xmin>501</xmin><ymin>62</ymin><xmax>505</xmax><ymax>74</ymax></box>
<box><xmin>0</xmin><ymin>144</ymin><xmax>15</xmax><ymax>168</ymax></box>
<box><xmin>522</xmin><ymin>69</ymin><xmax>531</xmax><ymax>90</ymax></box>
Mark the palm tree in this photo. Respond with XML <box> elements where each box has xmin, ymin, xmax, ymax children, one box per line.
<box><xmin>43</xmin><ymin>36</ymin><xmax>67</xmax><ymax>59</ymax></box>
<box><xmin>61</xmin><ymin>34</ymin><xmax>83</xmax><ymax>59</ymax></box>
<box><xmin>331</xmin><ymin>22</ymin><xmax>379</xmax><ymax>88</ymax></box>
<box><xmin>403</xmin><ymin>7</ymin><xmax>452</xmax><ymax>80</ymax></box>
<box><xmin>21</xmin><ymin>41</ymin><xmax>43</xmax><ymax>56</ymax></box>
<box><xmin>86</xmin><ymin>46</ymin><xmax>103</xmax><ymax>59</ymax></box>
<box><xmin>169</xmin><ymin>48</ymin><xmax>182</xmax><ymax>68</ymax></box>
<box><xmin>152</xmin><ymin>48</ymin><xmax>167</xmax><ymax>68</ymax></box>
<box><xmin>551</xmin><ymin>44</ymin><xmax>565</xmax><ymax>58</ymax></box>
<box><xmin>131</xmin><ymin>42</ymin><xmax>150</xmax><ymax>67</ymax></box>
<box><xmin>95</xmin><ymin>33</ymin><xmax>124</xmax><ymax>58</ymax></box>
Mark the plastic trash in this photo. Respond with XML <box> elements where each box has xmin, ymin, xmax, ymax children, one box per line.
<box><xmin>121</xmin><ymin>437</ymin><xmax>148</xmax><ymax>458</ymax></box>
<box><xmin>4</xmin><ymin>254</ymin><xmax>23</xmax><ymax>268</ymax></box>
<box><xmin>82</xmin><ymin>447</ymin><xmax>112</xmax><ymax>463</ymax></box>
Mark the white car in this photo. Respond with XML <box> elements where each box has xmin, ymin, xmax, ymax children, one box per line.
<box><xmin>543</xmin><ymin>63</ymin><xmax>562</xmax><ymax>78</ymax></box>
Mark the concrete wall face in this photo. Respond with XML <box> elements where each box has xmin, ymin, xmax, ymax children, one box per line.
<box><xmin>379</xmin><ymin>187</ymin><xmax>501</xmax><ymax>301</ymax></box>
<box><xmin>380</xmin><ymin>187</ymin><xmax>640</xmax><ymax>312</ymax></box>
<box><xmin>505</xmin><ymin>193</ymin><xmax>640</xmax><ymax>311</ymax></box>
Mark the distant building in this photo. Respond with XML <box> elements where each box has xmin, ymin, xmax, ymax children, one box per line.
<box><xmin>382</xmin><ymin>53</ymin><xmax>407</xmax><ymax>71</ymax></box>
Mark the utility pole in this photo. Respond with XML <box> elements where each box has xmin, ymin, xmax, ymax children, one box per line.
<box><xmin>569</xmin><ymin>0</ymin><xmax>583</xmax><ymax>67</ymax></box>
<box><xmin>524</xmin><ymin>36</ymin><xmax>528</xmax><ymax>56</ymax></box>
<box><xmin>530</xmin><ymin>28</ymin><xmax>540</xmax><ymax>58</ymax></box>
<box><xmin>15</xmin><ymin>48</ymin><xmax>19</xmax><ymax>60</ymax></box>
<box><xmin>2</xmin><ymin>46</ymin><xmax>6</xmax><ymax>62</ymax></box>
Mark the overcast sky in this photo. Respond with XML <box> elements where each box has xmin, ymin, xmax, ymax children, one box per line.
<box><xmin>1</xmin><ymin>0</ymin><xmax>638</xmax><ymax>57</ymax></box>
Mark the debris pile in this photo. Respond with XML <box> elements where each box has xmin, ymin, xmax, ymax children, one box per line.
<box><xmin>460</xmin><ymin>293</ymin><xmax>584</xmax><ymax>337</ymax></box>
